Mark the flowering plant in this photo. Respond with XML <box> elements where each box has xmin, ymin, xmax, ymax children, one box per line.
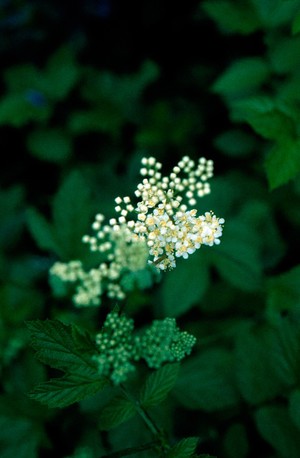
<box><xmin>28</xmin><ymin>155</ymin><xmax>224</xmax><ymax>457</ymax></box>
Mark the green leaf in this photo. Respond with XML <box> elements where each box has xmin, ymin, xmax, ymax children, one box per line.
<box><xmin>267</xmin><ymin>265</ymin><xmax>300</xmax><ymax>316</ymax></box>
<box><xmin>26</xmin><ymin>320</ymin><xmax>96</xmax><ymax>372</ymax></box>
<box><xmin>289</xmin><ymin>389</ymin><xmax>300</xmax><ymax>430</ymax></box>
<box><xmin>99</xmin><ymin>396</ymin><xmax>136</xmax><ymax>430</ymax></box>
<box><xmin>160</xmin><ymin>254</ymin><xmax>209</xmax><ymax>317</ymax></box>
<box><xmin>235</xmin><ymin>320</ymin><xmax>299</xmax><ymax>404</ymax></box>
<box><xmin>269</xmin><ymin>36</ymin><xmax>300</xmax><ymax>74</ymax></box>
<box><xmin>174</xmin><ymin>348</ymin><xmax>239</xmax><ymax>411</ymax></box>
<box><xmin>265</xmin><ymin>139</ymin><xmax>300</xmax><ymax>189</ymax></box>
<box><xmin>232</xmin><ymin>96</ymin><xmax>294</xmax><ymax>141</ymax></box>
<box><xmin>167</xmin><ymin>437</ymin><xmax>199</xmax><ymax>457</ymax></box>
<box><xmin>214</xmin><ymin>129</ymin><xmax>256</xmax><ymax>157</ymax></box>
<box><xmin>27</xmin><ymin>320</ymin><xmax>109</xmax><ymax>408</ymax></box>
<box><xmin>252</xmin><ymin>0</ymin><xmax>300</xmax><ymax>28</ymax></box>
<box><xmin>292</xmin><ymin>9</ymin><xmax>300</xmax><ymax>34</ymax></box>
<box><xmin>44</xmin><ymin>46</ymin><xmax>80</xmax><ymax>100</ymax></box>
<box><xmin>29</xmin><ymin>373</ymin><xmax>108</xmax><ymax>408</ymax></box>
<box><xmin>52</xmin><ymin>170</ymin><xmax>93</xmax><ymax>259</ymax></box>
<box><xmin>211</xmin><ymin>219</ymin><xmax>262</xmax><ymax>291</ymax></box>
<box><xmin>140</xmin><ymin>363</ymin><xmax>180</xmax><ymax>408</ymax></box>
<box><xmin>255</xmin><ymin>405</ymin><xmax>300</xmax><ymax>458</ymax></box>
<box><xmin>27</xmin><ymin>128</ymin><xmax>72</xmax><ymax>163</ymax></box>
<box><xmin>26</xmin><ymin>208</ymin><xmax>60</xmax><ymax>255</ymax></box>
<box><xmin>213</xmin><ymin>57</ymin><xmax>270</xmax><ymax>97</ymax></box>
<box><xmin>201</xmin><ymin>1</ymin><xmax>260</xmax><ymax>35</ymax></box>
<box><xmin>0</xmin><ymin>93</ymin><xmax>50</xmax><ymax>126</ymax></box>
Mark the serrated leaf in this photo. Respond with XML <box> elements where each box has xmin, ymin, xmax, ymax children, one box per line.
<box><xmin>160</xmin><ymin>254</ymin><xmax>209</xmax><ymax>317</ymax></box>
<box><xmin>140</xmin><ymin>363</ymin><xmax>180</xmax><ymax>408</ymax></box>
<box><xmin>175</xmin><ymin>348</ymin><xmax>239</xmax><ymax>411</ymax></box>
<box><xmin>26</xmin><ymin>208</ymin><xmax>60</xmax><ymax>255</ymax></box>
<box><xmin>167</xmin><ymin>437</ymin><xmax>199</xmax><ymax>457</ymax></box>
<box><xmin>30</xmin><ymin>373</ymin><xmax>108</xmax><ymax>408</ymax></box>
<box><xmin>255</xmin><ymin>405</ymin><xmax>300</xmax><ymax>458</ymax></box>
<box><xmin>27</xmin><ymin>320</ymin><xmax>96</xmax><ymax>372</ymax></box>
<box><xmin>213</xmin><ymin>57</ymin><xmax>270</xmax><ymax>96</ymax></box>
<box><xmin>265</xmin><ymin>139</ymin><xmax>300</xmax><ymax>189</ymax></box>
<box><xmin>99</xmin><ymin>396</ymin><xmax>136</xmax><ymax>430</ymax></box>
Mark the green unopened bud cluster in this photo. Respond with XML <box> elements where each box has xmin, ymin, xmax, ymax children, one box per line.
<box><xmin>93</xmin><ymin>312</ymin><xmax>196</xmax><ymax>384</ymax></box>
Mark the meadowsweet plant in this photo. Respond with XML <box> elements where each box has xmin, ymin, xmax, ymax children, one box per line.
<box><xmin>50</xmin><ymin>156</ymin><xmax>224</xmax><ymax>306</ymax></box>
<box><xmin>28</xmin><ymin>155</ymin><xmax>224</xmax><ymax>457</ymax></box>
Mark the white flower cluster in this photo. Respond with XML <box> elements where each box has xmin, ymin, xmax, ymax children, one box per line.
<box><xmin>50</xmin><ymin>155</ymin><xmax>224</xmax><ymax>305</ymax></box>
<box><xmin>50</xmin><ymin>260</ymin><xmax>103</xmax><ymax>306</ymax></box>
<box><xmin>84</xmin><ymin>156</ymin><xmax>224</xmax><ymax>270</ymax></box>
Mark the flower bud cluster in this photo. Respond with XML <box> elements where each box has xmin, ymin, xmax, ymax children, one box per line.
<box><xmin>135</xmin><ymin>317</ymin><xmax>196</xmax><ymax>368</ymax></box>
<box><xmin>93</xmin><ymin>312</ymin><xmax>196</xmax><ymax>384</ymax></box>
<box><xmin>93</xmin><ymin>312</ymin><xmax>137</xmax><ymax>384</ymax></box>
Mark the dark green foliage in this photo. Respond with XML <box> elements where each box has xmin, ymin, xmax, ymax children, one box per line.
<box><xmin>2</xmin><ymin>0</ymin><xmax>300</xmax><ymax>456</ymax></box>
<box><xmin>27</xmin><ymin>320</ymin><xmax>109</xmax><ymax>408</ymax></box>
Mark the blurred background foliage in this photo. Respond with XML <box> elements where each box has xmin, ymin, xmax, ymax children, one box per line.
<box><xmin>1</xmin><ymin>0</ymin><xmax>300</xmax><ymax>457</ymax></box>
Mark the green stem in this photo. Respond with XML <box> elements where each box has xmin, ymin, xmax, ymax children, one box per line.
<box><xmin>119</xmin><ymin>384</ymin><xmax>170</xmax><ymax>454</ymax></box>
<box><xmin>119</xmin><ymin>384</ymin><xmax>160</xmax><ymax>436</ymax></box>
<box><xmin>101</xmin><ymin>440</ymin><xmax>160</xmax><ymax>458</ymax></box>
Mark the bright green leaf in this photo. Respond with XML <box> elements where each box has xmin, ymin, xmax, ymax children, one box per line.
<box><xmin>175</xmin><ymin>348</ymin><xmax>239</xmax><ymax>411</ymax></box>
<box><xmin>140</xmin><ymin>363</ymin><xmax>180</xmax><ymax>408</ymax></box>
<box><xmin>99</xmin><ymin>396</ymin><xmax>136</xmax><ymax>431</ymax></box>
<box><xmin>255</xmin><ymin>405</ymin><xmax>300</xmax><ymax>458</ymax></box>
<box><xmin>167</xmin><ymin>437</ymin><xmax>199</xmax><ymax>457</ymax></box>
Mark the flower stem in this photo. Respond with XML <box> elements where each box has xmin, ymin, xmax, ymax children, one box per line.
<box><xmin>119</xmin><ymin>383</ymin><xmax>169</xmax><ymax>453</ymax></box>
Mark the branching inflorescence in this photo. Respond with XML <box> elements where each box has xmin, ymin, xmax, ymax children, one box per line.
<box><xmin>50</xmin><ymin>156</ymin><xmax>224</xmax><ymax>306</ymax></box>
<box><xmin>93</xmin><ymin>311</ymin><xmax>196</xmax><ymax>384</ymax></box>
